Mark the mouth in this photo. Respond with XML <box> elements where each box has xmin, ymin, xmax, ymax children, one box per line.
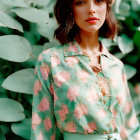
<box><xmin>85</xmin><ymin>17</ymin><xmax>99</xmax><ymax>24</ymax></box>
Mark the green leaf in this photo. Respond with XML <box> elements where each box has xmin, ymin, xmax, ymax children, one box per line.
<box><xmin>133</xmin><ymin>30</ymin><xmax>140</xmax><ymax>50</ymax></box>
<box><xmin>43</xmin><ymin>40</ymin><xmax>60</xmax><ymax>50</ymax></box>
<box><xmin>2</xmin><ymin>68</ymin><xmax>34</xmax><ymax>94</ymax></box>
<box><xmin>118</xmin><ymin>34</ymin><xmax>134</xmax><ymax>54</ymax></box>
<box><xmin>0</xmin><ymin>98</ymin><xmax>25</xmax><ymax>122</ymax></box>
<box><xmin>0</xmin><ymin>11</ymin><xmax>23</xmax><ymax>32</ymax></box>
<box><xmin>0</xmin><ymin>127</ymin><xmax>6</xmax><ymax>140</ymax></box>
<box><xmin>28</xmin><ymin>0</ymin><xmax>50</xmax><ymax>7</ymax></box>
<box><xmin>24</xmin><ymin>45</ymin><xmax>43</xmax><ymax>67</ymax></box>
<box><xmin>37</xmin><ymin>18</ymin><xmax>59</xmax><ymax>41</ymax></box>
<box><xmin>131</xmin><ymin>0</ymin><xmax>140</xmax><ymax>11</ymax></box>
<box><xmin>11</xmin><ymin>7</ymin><xmax>49</xmax><ymax>24</ymax></box>
<box><xmin>114</xmin><ymin>52</ymin><xmax>126</xmax><ymax>59</ymax></box>
<box><xmin>0</xmin><ymin>35</ymin><xmax>32</xmax><ymax>62</ymax></box>
<box><xmin>11</xmin><ymin>118</ymin><xmax>31</xmax><ymax>140</ymax></box>
<box><xmin>0</xmin><ymin>0</ymin><xmax>29</xmax><ymax>7</ymax></box>
<box><xmin>124</xmin><ymin>64</ymin><xmax>137</xmax><ymax>80</ymax></box>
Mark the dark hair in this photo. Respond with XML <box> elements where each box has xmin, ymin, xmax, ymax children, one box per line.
<box><xmin>53</xmin><ymin>0</ymin><xmax>119</xmax><ymax>45</ymax></box>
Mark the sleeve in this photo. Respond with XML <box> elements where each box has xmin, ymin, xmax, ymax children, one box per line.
<box><xmin>120</xmin><ymin>63</ymin><xmax>140</xmax><ymax>140</ymax></box>
<box><xmin>30</xmin><ymin>52</ymin><xmax>63</xmax><ymax>140</ymax></box>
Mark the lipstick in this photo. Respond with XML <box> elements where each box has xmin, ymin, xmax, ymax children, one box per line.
<box><xmin>86</xmin><ymin>17</ymin><xmax>99</xmax><ymax>24</ymax></box>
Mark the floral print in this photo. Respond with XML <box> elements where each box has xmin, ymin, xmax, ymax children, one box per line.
<box><xmin>31</xmin><ymin>40</ymin><xmax>140</xmax><ymax>140</ymax></box>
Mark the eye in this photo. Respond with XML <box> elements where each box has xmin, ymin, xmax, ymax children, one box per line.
<box><xmin>75</xmin><ymin>0</ymin><xmax>85</xmax><ymax>5</ymax></box>
<box><xmin>95</xmin><ymin>0</ymin><xmax>105</xmax><ymax>3</ymax></box>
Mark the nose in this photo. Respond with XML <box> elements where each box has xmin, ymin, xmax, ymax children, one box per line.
<box><xmin>88</xmin><ymin>1</ymin><xmax>96</xmax><ymax>15</ymax></box>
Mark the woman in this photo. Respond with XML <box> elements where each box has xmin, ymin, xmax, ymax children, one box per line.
<box><xmin>31</xmin><ymin>0</ymin><xmax>140</xmax><ymax>140</ymax></box>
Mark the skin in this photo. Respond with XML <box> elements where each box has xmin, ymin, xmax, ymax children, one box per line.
<box><xmin>72</xmin><ymin>0</ymin><xmax>107</xmax><ymax>55</ymax></box>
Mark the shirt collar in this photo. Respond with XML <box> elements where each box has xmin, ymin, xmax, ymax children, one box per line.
<box><xmin>62</xmin><ymin>39</ymin><xmax>113</xmax><ymax>60</ymax></box>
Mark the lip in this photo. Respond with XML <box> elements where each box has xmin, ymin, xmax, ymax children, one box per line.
<box><xmin>85</xmin><ymin>17</ymin><xmax>99</xmax><ymax>24</ymax></box>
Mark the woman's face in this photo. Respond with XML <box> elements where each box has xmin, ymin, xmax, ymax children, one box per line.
<box><xmin>72</xmin><ymin>0</ymin><xmax>107</xmax><ymax>34</ymax></box>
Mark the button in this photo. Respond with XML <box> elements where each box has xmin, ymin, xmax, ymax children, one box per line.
<box><xmin>106</xmin><ymin>123</ymin><xmax>110</xmax><ymax>127</ymax></box>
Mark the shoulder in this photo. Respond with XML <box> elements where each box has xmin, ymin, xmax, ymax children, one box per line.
<box><xmin>109</xmin><ymin>52</ymin><xmax>124</xmax><ymax>70</ymax></box>
<box><xmin>37</xmin><ymin>43</ymin><xmax>68</xmax><ymax>66</ymax></box>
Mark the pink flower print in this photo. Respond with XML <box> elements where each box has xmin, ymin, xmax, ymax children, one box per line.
<box><xmin>53</xmin><ymin>71</ymin><xmax>71</xmax><ymax>87</ymax></box>
<box><xmin>32</xmin><ymin>113</ymin><xmax>41</xmax><ymax>130</ymax></box>
<box><xmin>51</xmin><ymin>56</ymin><xmax>61</xmax><ymax>67</ymax></box>
<box><xmin>51</xmin><ymin>133</ymin><xmax>55</xmax><ymax>140</ymax></box>
<box><xmin>58</xmin><ymin>104</ymin><xmax>69</xmax><ymax>121</ymax></box>
<box><xmin>65</xmin><ymin>122</ymin><xmax>76</xmax><ymax>133</ymax></box>
<box><xmin>127</xmin><ymin>114</ymin><xmax>138</xmax><ymax>128</ymax></box>
<box><xmin>97</xmin><ymin>109</ymin><xmax>107</xmax><ymax>120</ymax></box>
<box><xmin>37</xmin><ymin>97</ymin><xmax>50</xmax><ymax>112</ymax></box>
<box><xmin>56</xmin><ymin>121</ymin><xmax>62</xmax><ymax>129</ymax></box>
<box><xmin>67</xmin><ymin>43</ymin><xmax>79</xmax><ymax>53</ymax></box>
<box><xmin>86</xmin><ymin>86</ymin><xmax>99</xmax><ymax>104</ymax></box>
<box><xmin>34</xmin><ymin>67</ymin><xmax>37</xmax><ymax>75</ymax></box>
<box><xmin>42</xmin><ymin>49</ymin><xmax>50</xmax><ymax>55</ymax></box>
<box><xmin>74</xmin><ymin>103</ymin><xmax>88</xmax><ymax>119</ymax></box>
<box><xmin>38</xmin><ymin>54</ymin><xmax>43</xmax><ymax>61</ymax></box>
<box><xmin>134</xmin><ymin>83</ymin><xmax>140</xmax><ymax>94</ymax></box>
<box><xmin>33</xmin><ymin>80</ymin><xmax>42</xmax><ymax>96</ymax></box>
<box><xmin>110</xmin><ymin>106</ymin><xmax>117</xmax><ymax>118</ymax></box>
<box><xmin>67</xmin><ymin>86</ymin><xmax>79</xmax><ymax>101</ymax></box>
<box><xmin>40</xmin><ymin>62</ymin><xmax>50</xmax><ymax>80</ymax></box>
<box><xmin>120</xmin><ymin>125</ymin><xmax>128</xmax><ymax>139</ymax></box>
<box><xmin>50</xmin><ymin>83</ymin><xmax>54</xmax><ymax>96</ymax></box>
<box><xmin>110</xmin><ymin>77</ymin><xmax>118</xmax><ymax>88</ymax></box>
<box><xmin>116</xmin><ymin>93</ymin><xmax>126</xmax><ymax>106</ymax></box>
<box><xmin>50</xmin><ymin>83</ymin><xmax>58</xmax><ymax>104</ymax></box>
<box><xmin>111</xmin><ymin>119</ymin><xmax>117</xmax><ymax>131</ymax></box>
<box><xmin>64</xmin><ymin>56</ymin><xmax>79</xmax><ymax>67</ymax></box>
<box><xmin>44</xmin><ymin>117</ymin><xmax>52</xmax><ymax>131</ymax></box>
<box><xmin>83</xmin><ymin>122</ymin><xmax>97</xmax><ymax>133</ymax></box>
<box><xmin>37</xmin><ymin>132</ymin><xmax>43</xmax><ymax>140</ymax></box>
<box><xmin>77</xmin><ymin>70</ymin><xmax>89</xmax><ymax>83</ymax></box>
<box><xmin>123</xmin><ymin>101</ymin><xmax>132</xmax><ymax>114</ymax></box>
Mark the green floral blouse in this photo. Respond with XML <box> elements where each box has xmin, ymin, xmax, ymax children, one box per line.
<box><xmin>31</xmin><ymin>40</ymin><xmax>140</xmax><ymax>140</ymax></box>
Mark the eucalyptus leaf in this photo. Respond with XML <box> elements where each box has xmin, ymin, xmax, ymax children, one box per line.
<box><xmin>0</xmin><ymin>98</ymin><xmax>25</xmax><ymax>122</ymax></box>
<box><xmin>118</xmin><ymin>34</ymin><xmax>134</xmax><ymax>54</ymax></box>
<box><xmin>131</xmin><ymin>0</ymin><xmax>140</xmax><ymax>11</ymax></box>
<box><xmin>43</xmin><ymin>40</ymin><xmax>60</xmax><ymax>50</ymax></box>
<box><xmin>11</xmin><ymin>7</ymin><xmax>49</xmax><ymax>24</ymax></box>
<box><xmin>0</xmin><ymin>127</ymin><xmax>6</xmax><ymax>140</ymax></box>
<box><xmin>2</xmin><ymin>68</ymin><xmax>34</xmax><ymax>94</ymax></box>
<box><xmin>113</xmin><ymin>52</ymin><xmax>126</xmax><ymax>59</ymax></box>
<box><xmin>37</xmin><ymin>18</ymin><xmax>57</xmax><ymax>41</ymax></box>
<box><xmin>0</xmin><ymin>0</ymin><xmax>29</xmax><ymax>7</ymax></box>
<box><xmin>45</xmin><ymin>0</ymin><xmax>56</xmax><ymax>14</ymax></box>
<box><xmin>11</xmin><ymin>118</ymin><xmax>31</xmax><ymax>140</ymax></box>
<box><xmin>0</xmin><ymin>3</ymin><xmax>11</xmax><ymax>13</ymax></box>
<box><xmin>133</xmin><ymin>30</ymin><xmax>140</xmax><ymax>49</ymax></box>
<box><xmin>118</xmin><ymin>2</ymin><xmax>130</xmax><ymax>17</ymax></box>
<box><xmin>28</xmin><ymin>0</ymin><xmax>50</xmax><ymax>7</ymax></box>
<box><xmin>124</xmin><ymin>64</ymin><xmax>137</xmax><ymax>80</ymax></box>
<box><xmin>24</xmin><ymin>45</ymin><xmax>43</xmax><ymax>67</ymax></box>
<box><xmin>0</xmin><ymin>35</ymin><xmax>32</xmax><ymax>62</ymax></box>
<box><xmin>0</xmin><ymin>11</ymin><xmax>23</xmax><ymax>32</ymax></box>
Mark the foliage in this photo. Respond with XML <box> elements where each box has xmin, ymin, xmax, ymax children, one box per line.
<box><xmin>0</xmin><ymin>0</ymin><xmax>140</xmax><ymax>139</ymax></box>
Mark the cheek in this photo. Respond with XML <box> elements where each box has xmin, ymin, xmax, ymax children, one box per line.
<box><xmin>99</xmin><ymin>6</ymin><xmax>107</xmax><ymax>20</ymax></box>
<box><xmin>73</xmin><ymin>8</ymin><xmax>85</xmax><ymax>21</ymax></box>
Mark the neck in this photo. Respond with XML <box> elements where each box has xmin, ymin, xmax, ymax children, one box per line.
<box><xmin>76</xmin><ymin>30</ymin><xmax>100</xmax><ymax>52</ymax></box>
